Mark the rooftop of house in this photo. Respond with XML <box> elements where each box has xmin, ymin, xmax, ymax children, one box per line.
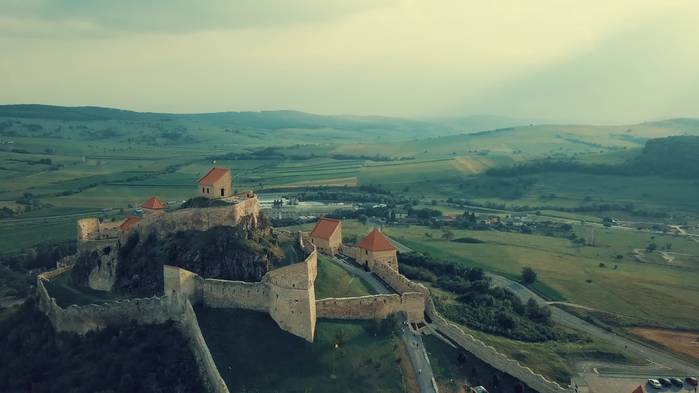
<box><xmin>120</xmin><ymin>216</ymin><xmax>141</xmax><ymax>232</ymax></box>
<box><xmin>357</xmin><ymin>228</ymin><xmax>396</xmax><ymax>252</ymax></box>
<box><xmin>309</xmin><ymin>217</ymin><xmax>341</xmax><ymax>240</ymax></box>
<box><xmin>142</xmin><ymin>196</ymin><xmax>166</xmax><ymax>210</ymax></box>
<box><xmin>199</xmin><ymin>167</ymin><xmax>230</xmax><ymax>186</ymax></box>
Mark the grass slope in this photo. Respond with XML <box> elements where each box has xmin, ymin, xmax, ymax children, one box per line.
<box><xmin>196</xmin><ymin>307</ymin><xmax>405</xmax><ymax>393</ymax></box>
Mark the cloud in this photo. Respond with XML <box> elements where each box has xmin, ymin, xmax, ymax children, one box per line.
<box><xmin>0</xmin><ymin>0</ymin><xmax>697</xmax><ymax>123</ymax></box>
<box><xmin>0</xmin><ymin>0</ymin><xmax>387</xmax><ymax>37</ymax></box>
<box><xmin>463</xmin><ymin>6</ymin><xmax>699</xmax><ymax>124</ymax></box>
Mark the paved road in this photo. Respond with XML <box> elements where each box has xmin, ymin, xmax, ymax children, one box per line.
<box><xmin>329</xmin><ymin>256</ymin><xmax>438</xmax><ymax>393</ymax></box>
<box><xmin>484</xmin><ymin>269</ymin><xmax>699</xmax><ymax>375</ymax></box>
<box><xmin>387</xmin><ymin>235</ymin><xmax>699</xmax><ymax>378</ymax></box>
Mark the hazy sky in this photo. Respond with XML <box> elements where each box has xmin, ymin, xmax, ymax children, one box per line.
<box><xmin>1</xmin><ymin>0</ymin><xmax>698</xmax><ymax>123</ymax></box>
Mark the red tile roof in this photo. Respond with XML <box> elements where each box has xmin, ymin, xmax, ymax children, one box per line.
<box><xmin>120</xmin><ymin>216</ymin><xmax>141</xmax><ymax>232</ymax></box>
<box><xmin>357</xmin><ymin>228</ymin><xmax>396</xmax><ymax>252</ymax></box>
<box><xmin>631</xmin><ymin>386</ymin><xmax>644</xmax><ymax>393</ymax></box>
<box><xmin>142</xmin><ymin>196</ymin><xmax>166</xmax><ymax>210</ymax></box>
<box><xmin>310</xmin><ymin>217</ymin><xmax>341</xmax><ymax>240</ymax></box>
<box><xmin>199</xmin><ymin>167</ymin><xmax>230</xmax><ymax>186</ymax></box>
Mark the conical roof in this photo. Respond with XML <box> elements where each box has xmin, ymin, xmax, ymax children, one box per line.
<box><xmin>357</xmin><ymin>228</ymin><xmax>396</xmax><ymax>252</ymax></box>
<box><xmin>142</xmin><ymin>196</ymin><xmax>166</xmax><ymax>210</ymax></box>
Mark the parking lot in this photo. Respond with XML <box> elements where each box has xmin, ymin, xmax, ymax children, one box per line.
<box><xmin>580</xmin><ymin>373</ymin><xmax>697</xmax><ymax>393</ymax></box>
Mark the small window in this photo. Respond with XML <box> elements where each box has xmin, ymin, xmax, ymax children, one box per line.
<box><xmin>221</xmin><ymin>188</ymin><xmax>225</xmax><ymax>196</ymax></box>
<box><xmin>202</xmin><ymin>187</ymin><xmax>205</xmax><ymax>193</ymax></box>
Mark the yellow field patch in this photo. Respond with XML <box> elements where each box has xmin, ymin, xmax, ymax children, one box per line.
<box><xmin>451</xmin><ymin>156</ymin><xmax>491</xmax><ymax>174</ymax></box>
<box><xmin>628</xmin><ymin>327</ymin><xmax>699</xmax><ymax>359</ymax></box>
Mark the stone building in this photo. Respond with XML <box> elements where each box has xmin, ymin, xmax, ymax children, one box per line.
<box><xmin>309</xmin><ymin>217</ymin><xmax>342</xmax><ymax>255</ymax></box>
<box><xmin>198</xmin><ymin>167</ymin><xmax>232</xmax><ymax>199</ymax></box>
<box><xmin>142</xmin><ymin>196</ymin><xmax>166</xmax><ymax>214</ymax></box>
<box><xmin>356</xmin><ymin>228</ymin><xmax>398</xmax><ymax>271</ymax></box>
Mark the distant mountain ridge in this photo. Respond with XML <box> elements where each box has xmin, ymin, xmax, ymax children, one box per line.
<box><xmin>0</xmin><ymin>104</ymin><xmax>534</xmax><ymax>135</ymax></box>
<box><xmin>0</xmin><ymin>104</ymin><xmax>437</xmax><ymax>131</ymax></box>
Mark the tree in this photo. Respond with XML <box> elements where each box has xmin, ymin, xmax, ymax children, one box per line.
<box><xmin>521</xmin><ymin>267</ymin><xmax>537</xmax><ymax>284</ymax></box>
<box><xmin>646</xmin><ymin>242</ymin><xmax>658</xmax><ymax>253</ymax></box>
<box><xmin>441</xmin><ymin>230</ymin><xmax>455</xmax><ymax>241</ymax></box>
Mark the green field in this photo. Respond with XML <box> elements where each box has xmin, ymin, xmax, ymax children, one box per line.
<box><xmin>315</xmin><ymin>255</ymin><xmax>376</xmax><ymax>299</ymax></box>
<box><xmin>374</xmin><ymin>224</ymin><xmax>699</xmax><ymax>329</ymax></box>
<box><xmin>196</xmin><ymin>307</ymin><xmax>405</xmax><ymax>393</ymax></box>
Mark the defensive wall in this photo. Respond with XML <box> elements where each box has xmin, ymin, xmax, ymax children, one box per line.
<box><xmin>77</xmin><ymin>197</ymin><xmax>261</xmax><ymax>292</ymax></box>
<box><xmin>164</xmin><ymin>231</ymin><xmax>318</xmax><ymax>342</ymax></box>
<box><xmin>35</xmin><ymin>268</ymin><xmax>229</xmax><ymax>393</ymax></box>
<box><xmin>76</xmin><ymin>218</ymin><xmax>121</xmax><ymax>252</ymax></box>
<box><xmin>138</xmin><ymin>196</ymin><xmax>260</xmax><ymax>238</ymax></box>
<box><xmin>77</xmin><ymin>197</ymin><xmax>259</xmax><ymax>245</ymax></box>
<box><xmin>316</xmin><ymin>292</ymin><xmax>424</xmax><ymax>322</ymax></box>
<box><xmin>329</xmin><ymin>249</ymin><xmax>430</xmax><ymax>324</ymax></box>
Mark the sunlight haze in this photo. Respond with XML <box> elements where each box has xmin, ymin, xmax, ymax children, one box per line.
<box><xmin>1</xmin><ymin>0</ymin><xmax>698</xmax><ymax>123</ymax></box>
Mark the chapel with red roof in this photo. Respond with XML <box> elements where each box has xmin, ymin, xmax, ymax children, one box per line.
<box><xmin>356</xmin><ymin>228</ymin><xmax>398</xmax><ymax>271</ymax></box>
<box><xmin>309</xmin><ymin>217</ymin><xmax>342</xmax><ymax>255</ymax></box>
<box><xmin>199</xmin><ymin>167</ymin><xmax>232</xmax><ymax>199</ymax></box>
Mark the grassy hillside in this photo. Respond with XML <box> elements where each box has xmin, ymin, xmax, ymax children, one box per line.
<box><xmin>196</xmin><ymin>307</ymin><xmax>405</xmax><ymax>393</ymax></box>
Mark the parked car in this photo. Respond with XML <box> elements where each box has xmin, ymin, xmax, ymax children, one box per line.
<box><xmin>647</xmin><ymin>379</ymin><xmax>662</xmax><ymax>389</ymax></box>
<box><xmin>670</xmin><ymin>377</ymin><xmax>684</xmax><ymax>387</ymax></box>
<box><xmin>686</xmin><ymin>376</ymin><xmax>698</xmax><ymax>386</ymax></box>
<box><xmin>658</xmin><ymin>378</ymin><xmax>672</xmax><ymax>387</ymax></box>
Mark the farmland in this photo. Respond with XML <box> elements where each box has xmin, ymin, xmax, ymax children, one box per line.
<box><xmin>2</xmin><ymin>105</ymin><xmax>699</xmax><ymax>376</ymax></box>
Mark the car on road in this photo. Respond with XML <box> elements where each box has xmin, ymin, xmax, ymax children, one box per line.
<box><xmin>647</xmin><ymin>379</ymin><xmax>662</xmax><ymax>389</ymax></box>
<box><xmin>687</xmin><ymin>376</ymin><xmax>698</xmax><ymax>386</ymax></box>
<box><xmin>670</xmin><ymin>377</ymin><xmax>684</xmax><ymax>387</ymax></box>
<box><xmin>658</xmin><ymin>378</ymin><xmax>672</xmax><ymax>387</ymax></box>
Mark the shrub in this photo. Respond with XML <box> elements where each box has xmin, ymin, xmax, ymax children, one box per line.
<box><xmin>521</xmin><ymin>267</ymin><xmax>537</xmax><ymax>284</ymax></box>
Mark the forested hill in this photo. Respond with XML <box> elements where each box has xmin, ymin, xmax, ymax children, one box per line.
<box><xmin>632</xmin><ymin>135</ymin><xmax>699</xmax><ymax>177</ymax></box>
<box><xmin>487</xmin><ymin>135</ymin><xmax>699</xmax><ymax>178</ymax></box>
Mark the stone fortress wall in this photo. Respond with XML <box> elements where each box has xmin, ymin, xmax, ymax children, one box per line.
<box><xmin>76</xmin><ymin>218</ymin><xmax>121</xmax><ymax>252</ymax></box>
<box><xmin>164</xmin><ymin>232</ymin><xmax>318</xmax><ymax>342</ymax></box>
<box><xmin>35</xmin><ymin>268</ymin><xmax>229</xmax><ymax>393</ymax></box>
<box><xmin>76</xmin><ymin>196</ymin><xmax>261</xmax><ymax>293</ymax></box>
<box><xmin>314</xmin><ymin>259</ymin><xmax>428</xmax><ymax>323</ymax></box>
<box><xmin>138</xmin><ymin>196</ymin><xmax>260</xmax><ymax>238</ymax></box>
<box><xmin>316</xmin><ymin>292</ymin><xmax>424</xmax><ymax>321</ymax></box>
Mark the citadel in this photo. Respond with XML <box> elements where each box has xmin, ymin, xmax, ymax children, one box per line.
<box><xmin>35</xmin><ymin>167</ymin><xmax>567</xmax><ymax>393</ymax></box>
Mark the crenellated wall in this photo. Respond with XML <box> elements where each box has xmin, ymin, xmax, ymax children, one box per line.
<box><xmin>36</xmin><ymin>269</ymin><xmax>229</xmax><ymax>393</ymax></box>
<box><xmin>371</xmin><ymin>261</ymin><xmax>430</xmax><ymax>297</ymax></box>
<box><xmin>37</xmin><ymin>271</ymin><xmax>184</xmax><ymax>335</ymax></box>
<box><xmin>163</xmin><ymin>232</ymin><xmax>318</xmax><ymax>342</ymax></box>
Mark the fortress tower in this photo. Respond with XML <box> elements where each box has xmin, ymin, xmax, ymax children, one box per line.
<box><xmin>356</xmin><ymin>228</ymin><xmax>398</xmax><ymax>271</ymax></box>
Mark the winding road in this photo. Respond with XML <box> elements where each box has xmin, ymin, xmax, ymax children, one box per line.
<box><xmin>390</xmin><ymin>236</ymin><xmax>699</xmax><ymax>378</ymax></box>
